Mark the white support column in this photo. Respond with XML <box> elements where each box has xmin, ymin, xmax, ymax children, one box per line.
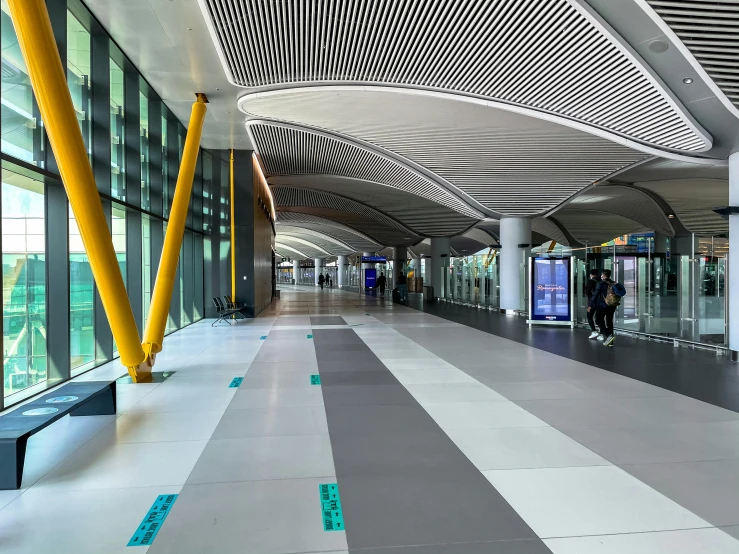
<box><xmin>361</xmin><ymin>251</ymin><xmax>373</xmax><ymax>269</ymax></box>
<box><xmin>391</xmin><ymin>246</ymin><xmax>407</xmax><ymax>287</ymax></box>
<box><xmin>500</xmin><ymin>217</ymin><xmax>532</xmax><ymax>313</ymax></box>
<box><xmin>293</xmin><ymin>260</ymin><xmax>299</xmax><ymax>284</ymax></box>
<box><xmin>337</xmin><ymin>255</ymin><xmax>348</xmax><ymax>287</ymax></box>
<box><xmin>314</xmin><ymin>258</ymin><xmax>324</xmax><ymax>286</ymax></box>
<box><xmin>430</xmin><ymin>237</ymin><xmax>451</xmax><ymax>298</ymax></box>
<box><xmin>729</xmin><ymin>152</ymin><xmax>739</xmax><ymax>358</ymax></box>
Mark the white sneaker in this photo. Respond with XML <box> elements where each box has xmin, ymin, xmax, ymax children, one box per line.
<box><xmin>596</xmin><ymin>334</ymin><xmax>605</xmax><ymax>342</ymax></box>
<box><xmin>588</xmin><ymin>331</ymin><xmax>599</xmax><ymax>340</ymax></box>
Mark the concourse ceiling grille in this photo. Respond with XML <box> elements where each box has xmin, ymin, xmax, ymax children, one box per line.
<box><xmin>276</xmin><ymin>212</ymin><xmax>381</xmax><ymax>251</ymax></box>
<box><xmin>203</xmin><ymin>0</ymin><xmax>707</xmax><ymax>151</ymax></box>
<box><xmin>554</xmin><ymin>211</ymin><xmax>651</xmax><ymax>245</ymax></box>
<box><xmin>565</xmin><ymin>185</ymin><xmax>674</xmax><ymax>235</ymax></box>
<box><xmin>275</xmin><ymin>235</ymin><xmax>327</xmax><ymax>259</ymax></box>
<box><xmin>272</xmin><ymin>186</ymin><xmax>417</xmax><ymax>245</ymax></box>
<box><xmin>532</xmin><ymin>218</ymin><xmax>570</xmax><ymax>246</ymax></box>
<box><xmin>277</xmin><ymin>225</ymin><xmax>356</xmax><ymax>255</ymax></box>
<box><xmin>648</xmin><ymin>1</ymin><xmax>739</xmax><ymax>108</ymax></box>
<box><xmin>244</xmin><ymin>90</ymin><xmax>650</xmax><ymax>216</ymax></box>
<box><xmin>249</xmin><ymin>122</ymin><xmax>479</xmax><ymax>218</ymax></box>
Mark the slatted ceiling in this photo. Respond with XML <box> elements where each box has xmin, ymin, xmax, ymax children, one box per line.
<box><xmin>277</xmin><ymin>225</ymin><xmax>356</xmax><ymax>254</ymax></box>
<box><xmin>204</xmin><ymin>0</ymin><xmax>707</xmax><ymax>150</ymax></box>
<box><xmin>276</xmin><ymin>212</ymin><xmax>381</xmax><ymax>251</ymax></box>
<box><xmin>244</xmin><ymin>90</ymin><xmax>650</xmax><ymax>216</ymax></box>
<box><xmin>275</xmin><ymin>236</ymin><xmax>326</xmax><ymax>259</ymax></box>
<box><xmin>531</xmin><ymin>218</ymin><xmax>570</xmax><ymax>246</ymax></box>
<box><xmin>566</xmin><ymin>186</ymin><xmax>674</xmax><ymax>235</ymax></box>
<box><xmin>635</xmin><ymin>179</ymin><xmax>729</xmax><ymax>235</ymax></box>
<box><xmin>249</xmin><ymin>122</ymin><xmax>479</xmax><ymax>218</ymax></box>
<box><xmin>648</xmin><ymin>1</ymin><xmax>739</xmax><ymax>107</ymax></box>
<box><xmin>555</xmin><ymin>211</ymin><xmax>651</xmax><ymax>245</ymax></box>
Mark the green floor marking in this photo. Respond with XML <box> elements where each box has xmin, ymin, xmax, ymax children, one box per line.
<box><xmin>319</xmin><ymin>483</ymin><xmax>345</xmax><ymax>531</ymax></box>
<box><xmin>260</xmin><ymin>336</ymin><xmax>267</xmax><ymax>340</ymax></box>
<box><xmin>228</xmin><ymin>377</ymin><xmax>243</xmax><ymax>388</ymax></box>
<box><xmin>310</xmin><ymin>374</ymin><xmax>321</xmax><ymax>385</ymax></box>
<box><xmin>307</xmin><ymin>334</ymin><xmax>313</xmax><ymax>339</ymax></box>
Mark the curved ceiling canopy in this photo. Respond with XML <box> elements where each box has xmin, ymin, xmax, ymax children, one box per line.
<box><xmin>277</xmin><ymin>226</ymin><xmax>356</xmax><ymax>255</ymax></box>
<box><xmin>276</xmin><ymin>212</ymin><xmax>381</xmax><ymax>252</ymax></box>
<box><xmin>275</xmin><ymin>236</ymin><xmax>327</xmax><ymax>259</ymax></box>
<box><xmin>247</xmin><ymin>121</ymin><xmax>482</xmax><ymax>219</ymax></box>
<box><xmin>243</xmin><ymin>89</ymin><xmax>651</xmax><ymax>216</ymax></box>
<box><xmin>635</xmin><ymin>178</ymin><xmax>729</xmax><ymax>235</ymax></box>
<box><xmin>563</xmin><ymin>185</ymin><xmax>674</xmax><ymax>236</ymax></box>
<box><xmin>553</xmin><ymin>211</ymin><xmax>651</xmax><ymax>245</ymax></box>
<box><xmin>200</xmin><ymin>0</ymin><xmax>710</xmax><ymax>151</ymax></box>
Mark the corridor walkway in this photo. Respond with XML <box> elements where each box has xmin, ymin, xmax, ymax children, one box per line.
<box><xmin>2</xmin><ymin>286</ymin><xmax>739</xmax><ymax>553</ymax></box>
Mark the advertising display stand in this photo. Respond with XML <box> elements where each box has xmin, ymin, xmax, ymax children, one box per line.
<box><xmin>528</xmin><ymin>256</ymin><xmax>575</xmax><ymax>327</ymax></box>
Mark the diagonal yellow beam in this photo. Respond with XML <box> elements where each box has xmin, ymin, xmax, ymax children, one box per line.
<box><xmin>142</xmin><ymin>95</ymin><xmax>207</xmax><ymax>369</ymax></box>
<box><xmin>7</xmin><ymin>0</ymin><xmax>146</xmax><ymax>372</ymax></box>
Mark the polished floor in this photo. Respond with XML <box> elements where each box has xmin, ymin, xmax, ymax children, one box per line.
<box><xmin>2</xmin><ymin>286</ymin><xmax>739</xmax><ymax>553</ymax></box>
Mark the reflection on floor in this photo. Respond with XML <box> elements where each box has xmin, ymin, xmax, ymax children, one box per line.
<box><xmin>1</xmin><ymin>286</ymin><xmax>739</xmax><ymax>553</ymax></box>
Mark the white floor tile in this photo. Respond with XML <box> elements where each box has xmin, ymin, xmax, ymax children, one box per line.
<box><xmin>110</xmin><ymin>410</ymin><xmax>224</xmax><ymax>443</ymax></box>
<box><xmin>422</xmin><ymin>401</ymin><xmax>548</xmax><ymax>429</ymax></box>
<box><xmin>406</xmin><ymin>382</ymin><xmax>507</xmax><ymax>403</ymax></box>
<box><xmin>391</xmin><ymin>368</ymin><xmax>478</xmax><ymax>385</ymax></box>
<box><xmin>448</xmin><ymin>427</ymin><xmax>608</xmax><ymax>470</ymax></box>
<box><xmin>484</xmin><ymin>466</ymin><xmax>711</xmax><ymax>538</ymax></box>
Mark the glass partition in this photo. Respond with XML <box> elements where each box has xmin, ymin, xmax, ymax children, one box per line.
<box><xmin>70</xmin><ymin>207</ymin><xmax>94</xmax><ymax>375</ymax></box>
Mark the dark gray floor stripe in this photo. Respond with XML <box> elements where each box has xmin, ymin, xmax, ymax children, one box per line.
<box><xmin>313</xmin><ymin>328</ymin><xmax>552</xmax><ymax>553</ymax></box>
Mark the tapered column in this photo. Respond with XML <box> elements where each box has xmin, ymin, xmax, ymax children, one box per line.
<box><xmin>337</xmin><ymin>255</ymin><xmax>348</xmax><ymax>287</ymax></box>
<box><xmin>729</xmin><ymin>152</ymin><xmax>739</xmax><ymax>358</ymax></box>
<box><xmin>293</xmin><ymin>260</ymin><xmax>299</xmax><ymax>284</ymax></box>
<box><xmin>392</xmin><ymin>247</ymin><xmax>408</xmax><ymax>288</ymax></box>
<box><xmin>430</xmin><ymin>238</ymin><xmax>450</xmax><ymax>298</ymax></box>
<box><xmin>500</xmin><ymin>217</ymin><xmax>532</xmax><ymax>314</ymax></box>
<box><xmin>314</xmin><ymin>258</ymin><xmax>324</xmax><ymax>286</ymax></box>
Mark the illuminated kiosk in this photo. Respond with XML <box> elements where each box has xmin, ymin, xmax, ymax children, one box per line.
<box><xmin>527</xmin><ymin>256</ymin><xmax>575</xmax><ymax>328</ymax></box>
<box><xmin>360</xmin><ymin>255</ymin><xmax>387</xmax><ymax>292</ymax></box>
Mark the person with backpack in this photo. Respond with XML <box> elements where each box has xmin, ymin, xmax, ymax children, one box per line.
<box><xmin>588</xmin><ymin>269</ymin><xmax>626</xmax><ymax>347</ymax></box>
<box><xmin>584</xmin><ymin>268</ymin><xmax>600</xmax><ymax>340</ymax></box>
<box><xmin>377</xmin><ymin>272</ymin><xmax>387</xmax><ymax>296</ymax></box>
<box><xmin>318</xmin><ymin>273</ymin><xmax>325</xmax><ymax>290</ymax></box>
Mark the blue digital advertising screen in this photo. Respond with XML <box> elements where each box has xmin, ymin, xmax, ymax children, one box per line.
<box><xmin>364</xmin><ymin>268</ymin><xmax>377</xmax><ymax>288</ymax></box>
<box><xmin>530</xmin><ymin>257</ymin><xmax>571</xmax><ymax>322</ymax></box>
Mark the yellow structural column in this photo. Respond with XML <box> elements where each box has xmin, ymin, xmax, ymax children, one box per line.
<box><xmin>7</xmin><ymin>0</ymin><xmax>146</xmax><ymax>372</ymax></box>
<box><xmin>142</xmin><ymin>95</ymin><xmax>208</xmax><ymax>363</ymax></box>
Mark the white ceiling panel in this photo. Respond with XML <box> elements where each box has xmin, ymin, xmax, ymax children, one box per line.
<box><xmin>201</xmin><ymin>0</ymin><xmax>709</xmax><ymax>151</ymax></box>
<box><xmin>243</xmin><ymin>89</ymin><xmax>650</xmax><ymax>217</ymax></box>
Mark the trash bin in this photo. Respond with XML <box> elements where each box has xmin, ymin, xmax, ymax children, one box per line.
<box><xmin>423</xmin><ymin>285</ymin><xmax>434</xmax><ymax>302</ymax></box>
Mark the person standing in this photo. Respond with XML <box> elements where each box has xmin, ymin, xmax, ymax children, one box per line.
<box><xmin>377</xmin><ymin>272</ymin><xmax>387</xmax><ymax>296</ymax></box>
<box><xmin>397</xmin><ymin>272</ymin><xmax>408</xmax><ymax>301</ymax></box>
<box><xmin>318</xmin><ymin>273</ymin><xmax>325</xmax><ymax>290</ymax></box>
<box><xmin>585</xmin><ymin>268</ymin><xmax>600</xmax><ymax>339</ymax></box>
<box><xmin>589</xmin><ymin>269</ymin><xmax>625</xmax><ymax>347</ymax></box>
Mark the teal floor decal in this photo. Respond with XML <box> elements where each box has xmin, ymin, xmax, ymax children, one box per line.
<box><xmin>229</xmin><ymin>377</ymin><xmax>243</xmax><ymax>388</ymax></box>
<box><xmin>307</xmin><ymin>334</ymin><xmax>313</xmax><ymax>339</ymax></box>
<box><xmin>260</xmin><ymin>335</ymin><xmax>267</xmax><ymax>340</ymax></box>
<box><xmin>319</xmin><ymin>483</ymin><xmax>345</xmax><ymax>531</ymax></box>
<box><xmin>310</xmin><ymin>374</ymin><xmax>321</xmax><ymax>385</ymax></box>
<box><xmin>127</xmin><ymin>494</ymin><xmax>178</xmax><ymax>546</ymax></box>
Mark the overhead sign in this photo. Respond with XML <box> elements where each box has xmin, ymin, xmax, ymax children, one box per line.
<box><xmin>529</xmin><ymin>257</ymin><xmax>573</xmax><ymax>324</ymax></box>
<box><xmin>361</xmin><ymin>256</ymin><xmax>387</xmax><ymax>263</ymax></box>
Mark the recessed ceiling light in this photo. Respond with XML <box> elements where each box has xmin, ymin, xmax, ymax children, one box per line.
<box><xmin>668</xmin><ymin>214</ymin><xmax>675</xmax><ymax>219</ymax></box>
<box><xmin>187</xmin><ymin>28</ymin><xmax>193</xmax><ymax>31</ymax></box>
<box><xmin>683</xmin><ymin>77</ymin><xmax>694</xmax><ymax>84</ymax></box>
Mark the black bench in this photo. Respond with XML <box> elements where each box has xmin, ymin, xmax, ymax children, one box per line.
<box><xmin>212</xmin><ymin>297</ymin><xmax>246</xmax><ymax>326</ymax></box>
<box><xmin>0</xmin><ymin>380</ymin><xmax>116</xmax><ymax>490</ymax></box>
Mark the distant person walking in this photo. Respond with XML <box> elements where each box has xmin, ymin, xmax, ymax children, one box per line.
<box><xmin>397</xmin><ymin>272</ymin><xmax>408</xmax><ymax>301</ymax></box>
<box><xmin>377</xmin><ymin>272</ymin><xmax>387</xmax><ymax>296</ymax></box>
<box><xmin>318</xmin><ymin>273</ymin><xmax>325</xmax><ymax>290</ymax></box>
<box><xmin>328</xmin><ymin>275</ymin><xmax>333</xmax><ymax>288</ymax></box>
<box><xmin>588</xmin><ymin>269</ymin><xmax>625</xmax><ymax>347</ymax></box>
<box><xmin>585</xmin><ymin>268</ymin><xmax>600</xmax><ymax>340</ymax></box>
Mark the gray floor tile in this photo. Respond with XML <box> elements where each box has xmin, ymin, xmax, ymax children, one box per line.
<box><xmin>566</xmin><ymin>377</ymin><xmax>679</xmax><ymax>398</ymax></box>
<box><xmin>212</xmin><ymin>406</ymin><xmax>328</xmax><ymax>439</ymax></box>
<box><xmin>325</xmin><ymin>403</ymin><xmax>441</xmax><ymax>435</ymax></box>
<box><xmin>352</xmin><ymin>540</ymin><xmax>553</xmax><ymax>554</ymax></box>
<box><xmin>319</xmin><ymin>371</ymin><xmax>400</xmax><ymax>386</ymax></box>
<box><xmin>320</xmin><ymin>384</ymin><xmax>415</xmax><ymax>406</ymax></box>
<box><xmin>721</xmin><ymin>526</ymin><xmax>739</xmax><ymax>541</ymax></box>
<box><xmin>187</xmin><ymin>435</ymin><xmax>335</xmax><ymax>484</ymax></box>
<box><xmin>242</xmin><ymin>372</ymin><xmax>316</xmax><ymax>389</ymax></box>
<box><xmin>318</xmin><ymin>359</ymin><xmax>386</xmax><ymax>372</ymax></box>
<box><xmin>254</xmin><ymin>349</ymin><xmax>317</xmax><ymax>363</ymax></box>
<box><xmin>247</xmin><ymin>360</ymin><xmax>318</xmax><ymax>374</ymax></box>
<box><xmin>228</xmin><ymin>387</ymin><xmax>325</xmax><ymax>409</ymax></box>
<box><xmin>490</xmin><ymin>381</ymin><xmax>592</xmax><ymax>400</ymax></box>
<box><xmin>514</xmin><ymin>398</ymin><xmax>648</xmax><ymax>427</ymax></box>
<box><xmin>338</xmin><ymin>470</ymin><xmax>539</xmax><ymax>549</ymax></box>
<box><xmin>560</xmin><ymin>423</ymin><xmax>739</xmax><ymax>464</ymax></box>
<box><xmin>148</xmin><ymin>479</ymin><xmax>347</xmax><ymax>554</ymax></box>
<box><xmin>310</xmin><ymin>316</ymin><xmax>347</xmax><ymax>326</ymax></box>
<box><xmin>317</xmin><ymin>349</ymin><xmax>375</xmax><ymax>362</ymax></box>
<box><xmin>624</xmin><ymin>459</ymin><xmax>739</xmax><ymax>527</ymax></box>
<box><xmin>609</xmin><ymin>396</ymin><xmax>739</xmax><ymax>424</ymax></box>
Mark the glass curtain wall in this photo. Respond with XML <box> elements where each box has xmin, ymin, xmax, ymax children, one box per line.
<box><xmin>2</xmin><ymin>169</ymin><xmax>46</xmax><ymax>400</ymax></box>
<box><xmin>0</xmin><ymin>0</ymin><xmax>214</xmax><ymax>408</ymax></box>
